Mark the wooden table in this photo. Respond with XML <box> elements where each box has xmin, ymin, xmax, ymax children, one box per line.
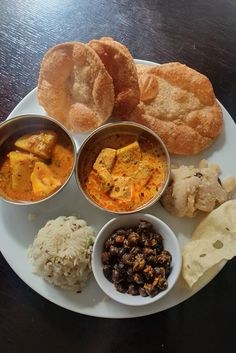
<box><xmin>1</xmin><ymin>1</ymin><xmax>236</xmax><ymax>352</ymax></box>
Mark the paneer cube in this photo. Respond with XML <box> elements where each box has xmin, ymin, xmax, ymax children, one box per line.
<box><xmin>31</xmin><ymin>162</ymin><xmax>61</xmax><ymax>197</ymax></box>
<box><xmin>133</xmin><ymin>160</ymin><xmax>154</xmax><ymax>190</ymax></box>
<box><xmin>50</xmin><ymin>144</ymin><xmax>74</xmax><ymax>174</ymax></box>
<box><xmin>97</xmin><ymin>167</ymin><xmax>114</xmax><ymax>192</ymax></box>
<box><xmin>8</xmin><ymin>151</ymin><xmax>38</xmax><ymax>192</ymax></box>
<box><xmin>93</xmin><ymin>148</ymin><xmax>116</xmax><ymax>172</ymax></box>
<box><xmin>116</xmin><ymin>141</ymin><xmax>141</xmax><ymax>163</ymax></box>
<box><xmin>110</xmin><ymin>176</ymin><xmax>133</xmax><ymax>201</ymax></box>
<box><xmin>15</xmin><ymin>130</ymin><xmax>57</xmax><ymax>159</ymax></box>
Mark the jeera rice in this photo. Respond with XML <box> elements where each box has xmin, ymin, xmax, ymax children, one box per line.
<box><xmin>28</xmin><ymin>216</ymin><xmax>95</xmax><ymax>291</ymax></box>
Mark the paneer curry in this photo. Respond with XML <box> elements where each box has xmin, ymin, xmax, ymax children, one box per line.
<box><xmin>0</xmin><ymin>130</ymin><xmax>74</xmax><ymax>202</ymax></box>
<box><xmin>84</xmin><ymin>135</ymin><xmax>168</xmax><ymax>212</ymax></box>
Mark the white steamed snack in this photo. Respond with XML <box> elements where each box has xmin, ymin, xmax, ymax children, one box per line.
<box><xmin>161</xmin><ymin>160</ymin><xmax>236</xmax><ymax>217</ymax></box>
<box><xmin>28</xmin><ymin>216</ymin><xmax>95</xmax><ymax>291</ymax></box>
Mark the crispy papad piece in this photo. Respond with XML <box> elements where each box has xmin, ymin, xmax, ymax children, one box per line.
<box><xmin>182</xmin><ymin>200</ymin><xmax>236</xmax><ymax>288</ymax></box>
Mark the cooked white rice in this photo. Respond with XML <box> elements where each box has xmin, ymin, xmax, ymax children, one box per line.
<box><xmin>28</xmin><ymin>216</ymin><xmax>95</xmax><ymax>291</ymax></box>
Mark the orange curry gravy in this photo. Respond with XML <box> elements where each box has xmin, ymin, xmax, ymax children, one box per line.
<box><xmin>84</xmin><ymin>134</ymin><xmax>168</xmax><ymax>212</ymax></box>
<box><xmin>0</xmin><ymin>131</ymin><xmax>74</xmax><ymax>202</ymax></box>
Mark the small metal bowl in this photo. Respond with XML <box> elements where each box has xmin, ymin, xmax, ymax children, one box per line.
<box><xmin>76</xmin><ymin>122</ymin><xmax>170</xmax><ymax>214</ymax></box>
<box><xmin>0</xmin><ymin>114</ymin><xmax>76</xmax><ymax>205</ymax></box>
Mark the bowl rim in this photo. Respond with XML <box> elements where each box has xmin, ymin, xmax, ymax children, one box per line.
<box><xmin>75</xmin><ymin>121</ymin><xmax>171</xmax><ymax>214</ymax></box>
<box><xmin>91</xmin><ymin>213</ymin><xmax>182</xmax><ymax>306</ymax></box>
<box><xmin>0</xmin><ymin>114</ymin><xmax>77</xmax><ymax>206</ymax></box>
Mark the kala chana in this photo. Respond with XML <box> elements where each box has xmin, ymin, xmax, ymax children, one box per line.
<box><xmin>101</xmin><ymin>220</ymin><xmax>172</xmax><ymax>297</ymax></box>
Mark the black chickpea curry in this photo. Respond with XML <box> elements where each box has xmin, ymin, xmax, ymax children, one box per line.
<box><xmin>0</xmin><ymin>130</ymin><xmax>74</xmax><ymax>202</ymax></box>
<box><xmin>84</xmin><ymin>135</ymin><xmax>168</xmax><ymax>212</ymax></box>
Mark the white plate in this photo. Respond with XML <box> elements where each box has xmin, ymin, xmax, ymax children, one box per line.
<box><xmin>1</xmin><ymin>59</ymin><xmax>235</xmax><ymax>318</ymax></box>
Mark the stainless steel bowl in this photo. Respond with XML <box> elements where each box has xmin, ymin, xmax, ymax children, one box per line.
<box><xmin>76</xmin><ymin>121</ymin><xmax>170</xmax><ymax>214</ymax></box>
<box><xmin>0</xmin><ymin>114</ymin><xmax>76</xmax><ymax>205</ymax></box>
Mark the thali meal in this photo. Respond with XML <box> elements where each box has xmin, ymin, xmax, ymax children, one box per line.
<box><xmin>0</xmin><ymin>130</ymin><xmax>74</xmax><ymax>202</ymax></box>
<box><xmin>1</xmin><ymin>36</ymin><xmax>235</xmax><ymax>306</ymax></box>
<box><xmin>182</xmin><ymin>200</ymin><xmax>236</xmax><ymax>288</ymax></box>
<box><xmin>101</xmin><ymin>220</ymin><xmax>172</xmax><ymax>297</ymax></box>
<box><xmin>83</xmin><ymin>134</ymin><xmax>169</xmax><ymax>212</ymax></box>
<box><xmin>28</xmin><ymin>216</ymin><xmax>95</xmax><ymax>291</ymax></box>
<box><xmin>161</xmin><ymin>160</ymin><xmax>236</xmax><ymax>217</ymax></box>
<box><xmin>128</xmin><ymin>62</ymin><xmax>224</xmax><ymax>155</ymax></box>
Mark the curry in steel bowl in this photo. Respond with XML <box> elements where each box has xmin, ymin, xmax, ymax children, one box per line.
<box><xmin>0</xmin><ymin>115</ymin><xmax>75</xmax><ymax>204</ymax></box>
<box><xmin>76</xmin><ymin>122</ymin><xmax>170</xmax><ymax>213</ymax></box>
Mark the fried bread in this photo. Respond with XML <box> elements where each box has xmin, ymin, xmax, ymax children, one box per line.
<box><xmin>38</xmin><ymin>42</ymin><xmax>115</xmax><ymax>133</ymax></box>
<box><xmin>128</xmin><ymin>62</ymin><xmax>223</xmax><ymax>155</ymax></box>
<box><xmin>88</xmin><ymin>37</ymin><xmax>140</xmax><ymax>116</ymax></box>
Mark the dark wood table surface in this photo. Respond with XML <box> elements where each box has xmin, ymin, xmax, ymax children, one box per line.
<box><xmin>1</xmin><ymin>0</ymin><xmax>236</xmax><ymax>352</ymax></box>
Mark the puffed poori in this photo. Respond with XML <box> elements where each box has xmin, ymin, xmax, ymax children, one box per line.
<box><xmin>38</xmin><ymin>42</ymin><xmax>115</xmax><ymax>133</ymax></box>
<box><xmin>128</xmin><ymin>62</ymin><xmax>223</xmax><ymax>155</ymax></box>
<box><xmin>37</xmin><ymin>40</ymin><xmax>224</xmax><ymax>155</ymax></box>
<box><xmin>88</xmin><ymin>37</ymin><xmax>140</xmax><ymax>116</ymax></box>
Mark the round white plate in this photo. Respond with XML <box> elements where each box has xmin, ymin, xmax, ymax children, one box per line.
<box><xmin>1</xmin><ymin>59</ymin><xmax>235</xmax><ymax>318</ymax></box>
